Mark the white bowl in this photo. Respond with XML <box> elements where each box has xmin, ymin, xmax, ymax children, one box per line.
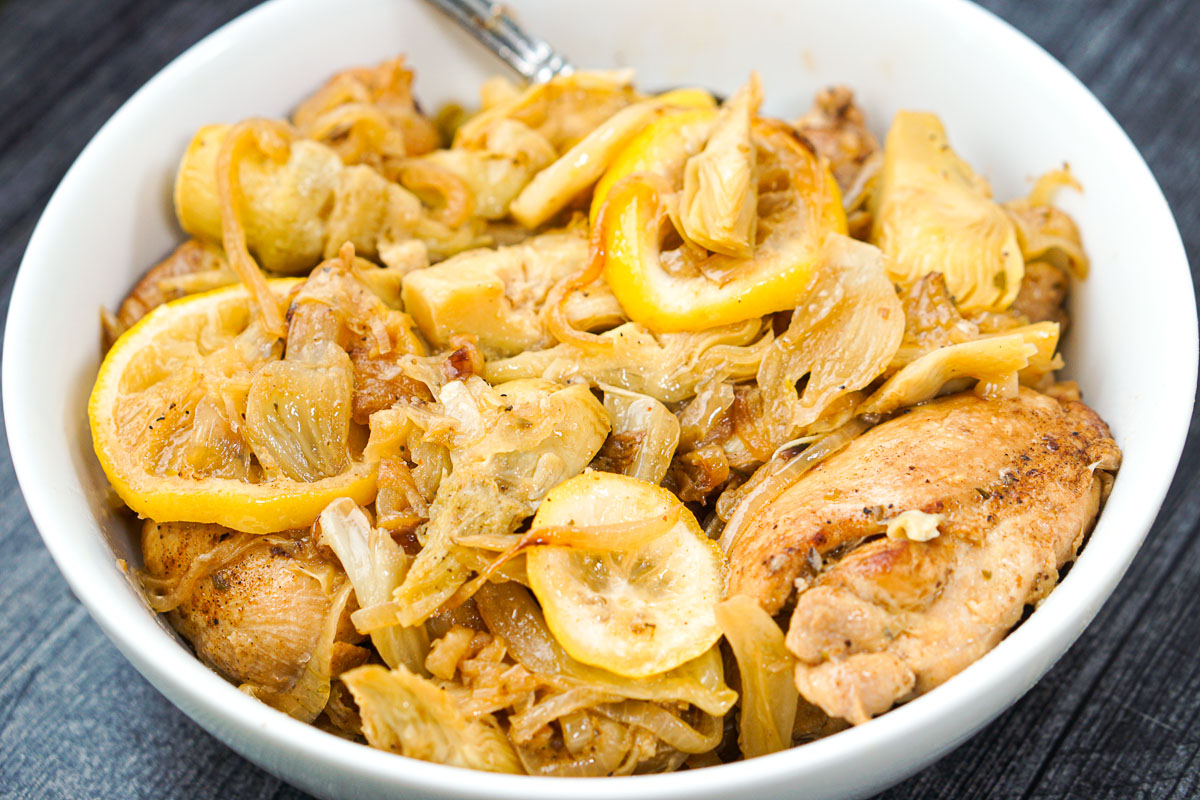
<box><xmin>5</xmin><ymin>0</ymin><xmax>1194</xmax><ymax>797</ymax></box>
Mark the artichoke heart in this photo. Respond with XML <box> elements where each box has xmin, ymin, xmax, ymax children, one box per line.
<box><xmin>387</xmin><ymin>378</ymin><xmax>611</xmax><ymax>626</ymax></box>
<box><xmin>857</xmin><ymin>325</ymin><xmax>1056</xmax><ymax>417</ymax></box>
<box><xmin>486</xmin><ymin>319</ymin><xmax>769</xmax><ymax>405</ymax></box>
<box><xmin>419</xmin><ymin>119</ymin><xmax>557</xmax><ymax>221</ymax></box>
<box><xmin>597</xmin><ymin>119</ymin><xmax>846</xmax><ymax>333</ymax></box>
<box><xmin>401</xmin><ymin>225</ymin><xmax>624</xmax><ymax>358</ymax></box>
<box><xmin>872</xmin><ymin>111</ymin><xmax>1023</xmax><ymax>312</ymax></box>
<box><xmin>175</xmin><ymin>124</ymin><xmax>344</xmax><ymax>274</ymax></box>
<box><xmin>680</xmin><ymin>73</ymin><xmax>762</xmax><ymax>257</ymax></box>
<box><xmin>342</xmin><ymin>664</ymin><xmax>521</xmax><ymax>773</ymax></box>
<box><xmin>454</xmin><ymin>70</ymin><xmax>639</xmax><ymax>154</ymax></box>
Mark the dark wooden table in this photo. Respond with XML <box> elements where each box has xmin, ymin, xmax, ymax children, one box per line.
<box><xmin>1</xmin><ymin>1</ymin><xmax>1197</xmax><ymax>797</ymax></box>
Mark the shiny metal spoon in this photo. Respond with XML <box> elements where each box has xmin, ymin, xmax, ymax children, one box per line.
<box><xmin>420</xmin><ymin>0</ymin><xmax>575</xmax><ymax>82</ymax></box>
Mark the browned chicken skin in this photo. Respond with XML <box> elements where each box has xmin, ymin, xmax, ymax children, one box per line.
<box><xmin>141</xmin><ymin>521</ymin><xmax>363</xmax><ymax>693</ymax></box>
<box><xmin>102</xmin><ymin>239</ymin><xmax>235</xmax><ymax>350</ymax></box>
<box><xmin>792</xmin><ymin>86</ymin><xmax>879</xmax><ymax>194</ymax></box>
<box><xmin>725</xmin><ymin>389</ymin><xmax>1119</xmax><ymax>724</ymax></box>
<box><xmin>1011</xmin><ymin>260</ymin><xmax>1070</xmax><ymax>330</ymax></box>
<box><xmin>115</xmin><ymin>239</ymin><xmax>230</xmax><ymax>329</ymax></box>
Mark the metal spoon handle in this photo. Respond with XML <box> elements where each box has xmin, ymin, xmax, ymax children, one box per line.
<box><xmin>420</xmin><ymin>0</ymin><xmax>575</xmax><ymax>82</ymax></box>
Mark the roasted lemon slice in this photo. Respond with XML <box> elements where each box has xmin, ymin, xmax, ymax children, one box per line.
<box><xmin>595</xmin><ymin>117</ymin><xmax>846</xmax><ymax>332</ymax></box>
<box><xmin>590</xmin><ymin>107</ymin><xmax>718</xmax><ymax>226</ymax></box>
<box><xmin>89</xmin><ymin>280</ymin><xmax>376</xmax><ymax>534</ymax></box>
<box><xmin>525</xmin><ymin>471</ymin><xmax>725</xmax><ymax>678</ymax></box>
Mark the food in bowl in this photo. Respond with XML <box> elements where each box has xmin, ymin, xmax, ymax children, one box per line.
<box><xmin>87</xmin><ymin>57</ymin><xmax>1119</xmax><ymax>775</ymax></box>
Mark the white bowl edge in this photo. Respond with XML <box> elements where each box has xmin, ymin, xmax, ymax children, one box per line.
<box><xmin>3</xmin><ymin>0</ymin><xmax>1195</xmax><ymax>798</ymax></box>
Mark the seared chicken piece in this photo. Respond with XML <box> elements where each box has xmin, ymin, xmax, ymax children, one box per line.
<box><xmin>792</xmin><ymin>86</ymin><xmax>879</xmax><ymax>195</ymax></box>
<box><xmin>103</xmin><ymin>239</ymin><xmax>236</xmax><ymax>349</ymax></box>
<box><xmin>1011</xmin><ymin>260</ymin><xmax>1070</xmax><ymax>330</ymax></box>
<box><xmin>141</xmin><ymin>521</ymin><xmax>364</xmax><ymax>694</ymax></box>
<box><xmin>724</xmin><ymin>389</ymin><xmax>1119</xmax><ymax>724</ymax></box>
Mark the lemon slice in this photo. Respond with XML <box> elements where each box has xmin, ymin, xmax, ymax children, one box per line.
<box><xmin>89</xmin><ymin>280</ymin><xmax>376</xmax><ymax>534</ymax></box>
<box><xmin>596</xmin><ymin>117</ymin><xmax>846</xmax><ymax>332</ymax></box>
<box><xmin>525</xmin><ymin>471</ymin><xmax>725</xmax><ymax>678</ymax></box>
<box><xmin>590</xmin><ymin>107</ymin><xmax>718</xmax><ymax>226</ymax></box>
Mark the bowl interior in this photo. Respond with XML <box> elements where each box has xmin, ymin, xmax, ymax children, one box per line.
<box><xmin>4</xmin><ymin>0</ymin><xmax>1194</xmax><ymax>799</ymax></box>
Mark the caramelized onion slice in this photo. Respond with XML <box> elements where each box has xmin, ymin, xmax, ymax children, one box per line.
<box><xmin>318</xmin><ymin>498</ymin><xmax>430</xmax><ymax>673</ymax></box>
<box><xmin>594</xmin><ymin>700</ymin><xmax>723</xmax><ymax>755</ymax></box>
<box><xmin>595</xmin><ymin>386</ymin><xmax>681</xmax><ymax>485</ymax></box>
<box><xmin>716</xmin><ymin>595</ymin><xmax>798</xmax><ymax>758</ymax></box>
<box><xmin>1004</xmin><ymin>168</ymin><xmax>1090</xmax><ymax>280</ymax></box>
<box><xmin>508</xmin><ymin>688</ymin><xmax>622</xmax><ymax>744</ymax></box>
<box><xmin>214</xmin><ymin>119</ymin><xmax>296</xmax><ymax>337</ymax></box>
<box><xmin>510</xmin><ymin>99</ymin><xmax>687</xmax><ymax>229</ymax></box>
<box><xmin>718</xmin><ymin>418</ymin><xmax>870</xmax><ymax>553</ymax></box>
<box><xmin>757</xmin><ymin>234</ymin><xmax>903</xmax><ymax>441</ymax></box>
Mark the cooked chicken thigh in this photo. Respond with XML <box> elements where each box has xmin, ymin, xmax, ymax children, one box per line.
<box><xmin>1011</xmin><ymin>260</ymin><xmax>1070</xmax><ymax>330</ymax></box>
<box><xmin>724</xmin><ymin>389</ymin><xmax>1119</xmax><ymax>724</ymax></box>
<box><xmin>141</xmin><ymin>521</ymin><xmax>362</xmax><ymax>694</ymax></box>
<box><xmin>792</xmin><ymin>86</ymin><xmax>879</xmax><ymax>195</ymax></box>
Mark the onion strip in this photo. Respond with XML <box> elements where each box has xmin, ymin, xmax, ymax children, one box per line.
<box><xmin>514</xmin><ymin>715</ymin><xmax>635</xmax><ymax>777</ymax></box>
<box><xmin>594</xmin><ymin>700</ymin><xmax>723</xmax><ymax>754</ymax></box>
<box><xmin>718</xmin><ymin>418</ymin><xmax>870</xmax><ymax>553</ymax></box>
<box><xmin>475</xmin><ymin>582</ymin><xmax>737</xmax><ymax>716</ymax></box>
<box><xmin>508</xmin><ymin>688</ymin><xmax>621</xmax><ymax>744</ymax></box>
<box><xmin>715</xmin><ymin>595</ymin><xmax>798</xmax><ymax>757</ymax></box>
<box><xmin>459</xmin><ymin>504</ymin><xmax>682</xmax><ymax>554</ymax></box>
<box><xmin>544</xmin><ymin>192</ymin><xmax>619</xmax><ymax>351</ymax></box>
<box><xmin>1029</xmin><ymin>167</ymin><xmax>1082</xmax><ymax>208</ymax></box>
<box><xmin>351</xmin><ymin>600</ymin><xmax>406</xmax><ymax>634</ymax></box>
<box><xmin>215</xmin><ymin>118</ymin><xmax>293</xmax><ymax>338</ymax></box>
<box><xmin>399</xmin><ymin>160</ymin><xmax>475</xmax><ymax>227</ymax></box>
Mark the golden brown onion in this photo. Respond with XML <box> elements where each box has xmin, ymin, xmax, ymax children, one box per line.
<box><xmin>756</xmin><ymin>234</ymin><xmax>903</xmax><ymax>446</ymax></box>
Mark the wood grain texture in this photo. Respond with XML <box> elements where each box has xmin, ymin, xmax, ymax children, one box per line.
<box><xmin>0</xmin><ymin>1</ymin><xmax>1195</xmax><ymax>798</ymax></box>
